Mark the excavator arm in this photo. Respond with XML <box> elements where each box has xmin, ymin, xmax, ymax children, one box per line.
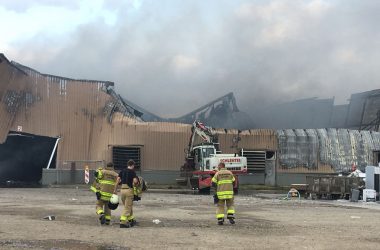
<box><xmin>186</xmin><ymin>121</ymin><xmax>216</xmax><ymax>156</ymax></box>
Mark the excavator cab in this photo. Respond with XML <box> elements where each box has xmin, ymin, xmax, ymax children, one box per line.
<box><xmin>178</xmin><ymin>120</ymin><xmax>247</xmax><ymax>192</ymax></box>
<box><xmin>193</xmin><ymin>145</ymin><xmax>217</xmax><ymax>171</ymax></box>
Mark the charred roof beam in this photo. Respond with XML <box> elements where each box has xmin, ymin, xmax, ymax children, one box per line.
<box><xmin>360</xmin><ymin>110</ymin><xmax>380</xmax><ymax>131</ymax></box>
<box><xmin>105</xmin><ymin>86</ymin><xmax>143</xmax><ymax>122</ymax></box>
<box><xmin>170</xmin><ymin>92</ymin><xmax>239</xmax><ymax>123</ymax></box>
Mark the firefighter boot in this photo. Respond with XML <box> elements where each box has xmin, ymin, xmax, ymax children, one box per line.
<box><xmin>105</xmin><ymin>215</ymin><xmax>111</xmax><ymax>225</ymax></box>
<box><xmin>129</xmin><ymin>219</ymin><xmax>137</xmax><ymax>227</ymax></box>
<box><xmin>217</xmin><ymin>218</ymin><xmax>224</xmax><ymax>225</ymax></box>
<box><xmin>99</xmin><ymin>214</ymin><xmax>106</xmax><ymax>225</ymax></box>
<box><xmin>227</xmin><ymin>214</ymin><xmax>235</xmax><ymax>225</ymax></box>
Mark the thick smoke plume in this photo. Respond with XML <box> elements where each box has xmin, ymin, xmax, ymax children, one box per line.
<box><xmin>4</xmin><ymin>0</ymin><xmax>380</xmax><ymax>120</ymax></box>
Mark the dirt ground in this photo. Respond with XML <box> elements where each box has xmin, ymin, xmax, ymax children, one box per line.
<box><xmin>0</xmin><ymin>187</ymin><xmax>380</xmax><ymax>250</ymax></box>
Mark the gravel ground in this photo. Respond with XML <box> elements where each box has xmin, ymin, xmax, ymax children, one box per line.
<box><xmin>0</xmin><ymin>187</ymin><xmax>380</xmax><ymax>249</ymax></box>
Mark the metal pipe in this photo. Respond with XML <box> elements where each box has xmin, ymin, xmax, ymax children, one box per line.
<box><xmin>46</xmin><ymin>138</ymin><xmax>60</xmax><ymax>169</ymax></box>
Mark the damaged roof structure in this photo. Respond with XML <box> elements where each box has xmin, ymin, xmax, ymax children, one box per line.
<box><xmin>0</xmin><ymin>53</ymin><xmax>189</xmax><ymax>170</ymax></box>
<box><xmin>123</xmin><ymin>92</ymin><xmax>254</xmax><ymax>129</ymax></box>
<box><xmin>1</xmin><ymin>53</ymin><xmax>380</xmax><ymax>186</ymax></box>
<box><xmin>252</xmin><ymin>92</ymin><xmax>380</xmax><ymax>131</ymax></box>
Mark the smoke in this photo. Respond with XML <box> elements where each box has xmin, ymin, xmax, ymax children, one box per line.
<box><xmin>4</xmin><ymin>0</ymin><xmax>380</xmax><ymax>118</ymax></box>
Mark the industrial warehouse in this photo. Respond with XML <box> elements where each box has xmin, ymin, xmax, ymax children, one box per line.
<box><xmin>1</xmin><ymin>53</ymin><xmax>380</xmax><ymax>188</ymax></box>
<box><xmin>4</xmin><ymin>1</ymin><xmax>380</xmax><ymax>248</ymax></box>
<box><xmin>2</xmin><ymin>53</ymin><xmax>380</xmax><ymax>249</ymax></box>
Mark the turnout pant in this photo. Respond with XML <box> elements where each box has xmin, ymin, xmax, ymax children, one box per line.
<box><xmin>120</xmin><ymin>188</ymin><xmax>134</xmax><ymax>225</ymax></box>
<box><xmin>96</xmin><ymin>199</ymin><xmax>111</xmax><ymax>221</ymax></box>
<box><xmin>216</xmin><ymin>198</ymin><xmax>235</xmax><ymax>221</ymax></box>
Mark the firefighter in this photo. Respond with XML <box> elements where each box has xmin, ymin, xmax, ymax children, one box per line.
<box><xmin>212</xmin><ymin>162</ymin><xmax>236</xmax><ymax>225</ymax></box>
<box><xmin>90</xmin><ymin>162</ymin><xmax>118</xmax><ymax>225</ymax></box>
<box><xmin>114</xmin><ymin>159</ymin><xmax>139</xmax><ymax>228</ymax></box>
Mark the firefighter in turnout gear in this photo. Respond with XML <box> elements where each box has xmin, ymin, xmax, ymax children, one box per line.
<box><xmin>114</xmin><ymin>160</ymin><xmax>139</xmax><ymax>228</ymax></box>
<box><xmin>134</xmin><ymin>176</ymin><xmax>147</xmax><ymax>200</ymax></box>
<box><xmin>212</xmin><ymin>162</ymin><xmax>236</xmax><ymax>225</ymax></box>
<box><xmin>90</xmin><ymin>162</ymin><xmax>118</xmax><ymax>225</ymax></box>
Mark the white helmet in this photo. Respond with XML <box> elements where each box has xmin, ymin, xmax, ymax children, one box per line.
<box><xmin>110</xmin><ymin>194</ymin><xmax>119</xmax><ymax>204</ymax></box>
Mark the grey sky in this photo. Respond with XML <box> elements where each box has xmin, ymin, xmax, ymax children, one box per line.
<box><xmin>2</xmin><ymin>0</ymin><xmax>380</xmax><ymax>117</ymax></box>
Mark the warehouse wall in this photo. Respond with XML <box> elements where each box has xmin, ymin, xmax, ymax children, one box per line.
<box><xmin>4</xmin><ymin>54</ymin><xmax>380</xmax><ymax>186</ymax></box>
<box><xmin>0</xmin><ymin>55</ymin><xmax>194</xmax><ymax>172</ymax></box>
<box><xmin>90</xmin><ymin>117</ymin><xmax>191</xmax><ymax>171</ymax></box>
<box><xmin>42</xmin><ymin>169</ymin><xmax>181</xmax><ymax>185</ymax></box>
<box><xmin>0</xmin><ymin>54</ymin><xmax>29</xmax><ymax>143</ymax></box>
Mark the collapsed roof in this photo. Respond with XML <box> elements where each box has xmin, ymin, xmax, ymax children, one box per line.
<box><xmin>123</xmin><ymin>92</ymin><xmax>254</xmax><ymax>129</ymax></box>
<box><xmin>0</xmin><ymin>53</ymin><xmax>252</xmax><ymax>144</ymax></box>
<box><xmin>12</xmin><ymin>59</ymin><xmax>144</xmax><ymax>123</ymax></box>
<box><xmin>1</xmin><ymin>53</ymin><xmax>380</xmax><ymax>176</ymax></box>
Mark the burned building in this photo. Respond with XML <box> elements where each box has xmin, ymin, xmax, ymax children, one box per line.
<box><xmin>252</xmin><ymin>97</ymin><xmax>335</xmax><ymax>129</ymax></box>
<box><xmin>251</xmin><ymin>90</ymin><xmax>380</xmax><ymax>131</ymax></box>
<box><xmin>345</xmin><ymin>89</ymin><xmax>380</xmax><ymax>130</ymax></box>
<box><xmin>123</xmin><ymin>92</ymin><xmax>254</xmax><ymax>130</ymax></box>
<box><xmin>1</xmin><ymin>53</ymin><xmax>380</xmax><ymax>186</ymax></box>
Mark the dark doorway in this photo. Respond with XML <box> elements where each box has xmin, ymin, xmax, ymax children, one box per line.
<box><xmin>0</xmin><ymin>131</ymin><xmax>58</xmax><ymax>185</ymax></box>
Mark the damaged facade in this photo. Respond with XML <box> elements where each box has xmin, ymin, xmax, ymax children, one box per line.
<box><xmin>277</xmin><ymin>129</ymin><xmax>380</xmax><ymax>173</ymax></box>
<box><xmin>1</xmin><ymin>53</ymin><xmax>380</xmax><ymax>186</ymax></box>
<box><xmin>123</xmin><ymin>92</ymin><xmax>254</xmax><ymax>129</ymax></box>
<box><xmin>252</xmin><ymin>92</ymin><xmax>380</xmax><ymax>130</ymax></box>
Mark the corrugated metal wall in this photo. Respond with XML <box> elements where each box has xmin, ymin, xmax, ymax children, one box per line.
<box><xmin>216</xmin><ymin>129</ymin><xmax>277</xmax><ymax>153</ymax></box>
<box><xmin>0</xmin><ymin>54</ymin><xmax>28</xmax><ymax>143</ymax></box>
<box><xmin>89</xmin><ymin>117</ymin><xmax>191</xmax><ymax>171</ymax></box>
<box><xmin>2</xmin><ymin>55</ymin><xmax>379</xmax><ymax>175</ymax></box>
<box><xmin>9</xmin><ymin>69</ymin><xmax>113</xmax><ymax>167</ymax></box>
<box><xmin>277</xmin><ymin>128</ymin><xmax>380</xmax><ymax>173</ymax></box>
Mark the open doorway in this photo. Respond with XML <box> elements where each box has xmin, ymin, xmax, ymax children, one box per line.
<box><xmin>0</xmin><ymin>131</ymin><xmax>59</xmax><ymax>185</ymax></box>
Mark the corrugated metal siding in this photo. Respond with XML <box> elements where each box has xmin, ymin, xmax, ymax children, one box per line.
<box><xmin>0</xmin><ymin>56</ymin><xmax>28</xmax><ymax>143</ymax></box>
<box><xmin>4</xmin><ymin>62</ymin><xmax>115</xmax><ymax>169</ymax></box>
<box><xmin>277</xmin><ymin>163</ymin><xmax>335</xmax><ymax>173</ymax></box>
<box><xmin>277</xmin><ymin>128</ymin><xmax>380</xmax><ymax>173</ymax></box>
<box><xmin>3</xmin><ymin>55</ymin><xmax>379</xmax><ymax>175</ymax></box>
<box><xmin>248</xmin><ymin>129</ymin><xmax>278</xmax><ymax>150</ymax></box>
<box><xmin>216</xmin><ymin>129</ymin><xmax>277</xmax><ymax>154</ymax></box>
<box><xmin>87</xmin><ymin>116</ymin><xmax>191</xmax><ymax>171</ymax></box>
<box><xmin>363</xmin><ymin>93</ymin><xmax>380</xmax><ymax>125</ymax></box>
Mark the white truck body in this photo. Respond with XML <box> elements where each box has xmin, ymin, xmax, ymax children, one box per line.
<box><xmin>204</xmin><ymin>154</ymin><xmax>247</xmax><ymax>172</ymax></box>
<box><xmin>193</xmin><ymin>145</ymin><xmax>247</xmax><ymax>172</ymax></box>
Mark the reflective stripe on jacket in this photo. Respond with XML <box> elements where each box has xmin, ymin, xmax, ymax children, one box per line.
<box><xmin>90</xmin><ymin>168</ymin><xmax>118</xmax><ymax>201</ymax></box>
<box><xmin>212</xmin><ymin>168</ymin><xmax>235</xmax><ymax>199</ymax></box>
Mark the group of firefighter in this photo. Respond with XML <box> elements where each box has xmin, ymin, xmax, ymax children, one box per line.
<box><xmin>91</xmin><ymin>160</ymin><xmax>236</xmax><ymax>228</ymax></box>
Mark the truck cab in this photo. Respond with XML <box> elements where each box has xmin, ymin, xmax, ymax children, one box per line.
<box><xmin>193</xmin><ymin>145</ymin><xmax>217</xmax><ymax>170</ymax></box>
<box><xmin>178</xmin><ymin>120</ymin><xmax>247</xmax><ymax>192</ymax></box>
<box><xmin>193</xmin><ymin>144</ymin><xmax>247</xmax><ymax>173</ymax></box>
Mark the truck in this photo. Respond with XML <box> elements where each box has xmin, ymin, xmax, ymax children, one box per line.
<box><xmin>177</xmin><ymin>120</ymin><xmax>247</xmax><ymax>193</ymax></box>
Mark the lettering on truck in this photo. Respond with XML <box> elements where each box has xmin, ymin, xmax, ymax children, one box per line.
<box><xmin>220</xmin><ymin>158</ymin><xmax>241</xmax><ymax>163</ymax></box>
